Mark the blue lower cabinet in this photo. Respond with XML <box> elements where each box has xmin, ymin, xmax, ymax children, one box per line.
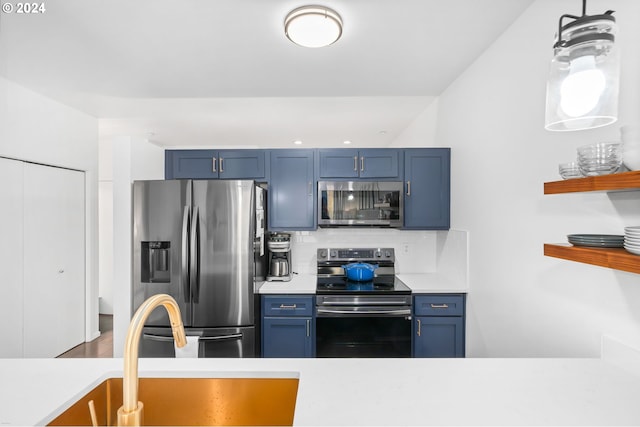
<box><xmin>413</xmin><ymin>294</ymin><xmax>465</xmax><ymax>358</ymax></box>
<box><xmin>261</xmin><ymin>295</ymin><xmax>315</xmax><ymax>358</ymax></box>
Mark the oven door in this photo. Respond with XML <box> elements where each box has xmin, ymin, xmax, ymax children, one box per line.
<box><xmin>315</xmin><ymin>299</ymin><xmax>412</xmax><ymax>358</ymax></box>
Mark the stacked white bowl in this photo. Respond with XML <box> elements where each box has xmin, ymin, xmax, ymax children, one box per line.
<box><xmin>624</xmin><ymin>226</ymin><xmax>640</xmax><ymax>255</ymax></box>
<box><xmin>577</xmin><ymin>142</ymin><xmax>622</xmax><ymax>176</ymax></box>
<box><xmin>621</xmin><ymin>125</ymin><xmax>640</xmax><ymax>171</ymax></box>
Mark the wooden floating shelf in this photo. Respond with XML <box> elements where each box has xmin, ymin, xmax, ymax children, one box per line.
<box><xmin>544</xmin><ymin>170</ymin><xmax>640</xmax><ymax>195</ymax></box>
<box><xmin>544</xmin><ymin>244</ymin><xmax>640</xmax><ymax>275</ymax></box>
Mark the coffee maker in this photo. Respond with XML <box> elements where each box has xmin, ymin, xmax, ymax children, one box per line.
<box><xmin>266</xmin><ymin>233</ymin><xmax>292</xmax><ymax>282</ymax></box>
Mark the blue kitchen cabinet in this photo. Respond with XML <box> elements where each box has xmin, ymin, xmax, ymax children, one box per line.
<box><xmin>413</xmin><ymin>294</ymin><xmax>465</xmax><ymax>358</ymax></box>
<box><xmin>262</xmin><ymin>295</ymin><xmax>315</xmax><ymax>358</ymax></box>
<box><xmin>165</xmin><ymin>149</ymin><xmax>267</xmax><ymax>180</ymax></box>
<box><xmin>403</xmin><ymin>148</ymin><xmax>450</xmax><ymax>229</ymax></box>
<box><xmin>269</xmin><ymin>149</ymin><xmax>316</xmax><ymax>230</ymax></box>
<box><xmin>318</xmin><ymin>149</ymin><xmax>400</xmax><ymax>179</ymax></box>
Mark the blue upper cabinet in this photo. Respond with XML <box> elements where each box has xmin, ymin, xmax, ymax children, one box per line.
<box><xmin>403</xmin><ymin>148</ymin><xmax>450</xmax><ymax>230</ymax></box>
<box><xmin>165</xmin><ymin>149</ymin><xmax>267</xmax><ymax>180</ymax></box>
<box><xmin>269</xmin><ymin>149</ymin><xmax>316</xmax><ymax>230</ymax></box>
<box><xmin>318</xmin><ymin>149</ymin><xmax>400</xmax><ymax>179</ymax></box>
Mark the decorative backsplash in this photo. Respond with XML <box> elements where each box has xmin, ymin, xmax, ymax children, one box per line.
<box><xmin>289</xmin><ymin>228</ymin><xmax>467</xmax><ymax>280</ymax></box>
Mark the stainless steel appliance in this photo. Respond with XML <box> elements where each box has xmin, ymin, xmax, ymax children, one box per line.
<box><xmin>266</xmin><ymin>233</ymin><xmax>292</xmax><ymax>282</ymax></box>
<box><xmin>133</xmin><ymin>180</ymin><xmax>266</xmax><ymax>357</ymax></box>
<box><xmin>315</xmin><ymin>248</ymin><xmax>412</xmax><ymax>357</ymax></box>
<box><xmin>318</xmin><ymin>181</ymin><xmax>403</xmax><ymax>227</ymax></box>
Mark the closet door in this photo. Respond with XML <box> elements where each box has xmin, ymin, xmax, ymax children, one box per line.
<box><xmin>23</xmin><ymin>164</ymin><xmax>85</xmax><ymax>357</ymax></box>
<box><xmin>0</xmin><ymin>158</ymin><xmax>24</xmax><ymax>358</ymax></box>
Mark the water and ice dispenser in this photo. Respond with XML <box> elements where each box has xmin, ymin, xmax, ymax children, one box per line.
<box><xmin>141</xmin><ymin>241</ymin><xmax>171</xmax><ymax>283</ymax></box>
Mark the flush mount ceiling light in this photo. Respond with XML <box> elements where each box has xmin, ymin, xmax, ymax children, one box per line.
<box><xmin>545</xmin><ymin>0</ymin><xmax>620</xmax><ymax>131</ymax></box>
<box><xmin>284</xmin><ymin>5</ymin><xmax>343</xmax><ymax>48</ymax></box>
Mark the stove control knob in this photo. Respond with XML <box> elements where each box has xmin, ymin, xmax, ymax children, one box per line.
<box><xmin>385</xmin><ymin>251</ymin><xmax>392</xmax><ymax>258</ymax></box>
<box><xmin>375</xmin><ymin>251</ymin><xmax>382</xmax><ymax>258</ymax></box>
<box><xmin>319</xmin><ymin>250</ymin><xmax>327</xmax><ymax>259</ymax></box>
<box><xmin>330</xmin><ymin>250</ymin><xmax>337</xmax><ymax>258</ymax></box>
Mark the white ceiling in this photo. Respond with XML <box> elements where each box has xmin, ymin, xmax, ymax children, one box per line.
<box><xmin>0</xmin><ymin>0</ymin><xmax>535</xmax><ymax>148</ymax></box>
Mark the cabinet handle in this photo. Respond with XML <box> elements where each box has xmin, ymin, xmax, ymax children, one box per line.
<box><xmin>353</xmin><ymin>156</ymin><xmax>358</xmax><ymax>171</ymax></box>
<box><xmin>279</xmin><ymin>304</ymin><xmax>297</xmax><ymax>309</ymax></box>
<box><xmin>306</xmin><ymin>319</ymin><xmax>310</xmax><ymax>337</ymax></box>
<box><xmin>308</xmin><ymin>181</ymin><xmax>312</xmax><ymax>196</ymax></box>
<box><xmin>406</xmin><ymin>180</ymin><xmax>411</xmax><ymax>196</ymax></box>
<box><xmin>360</xmin><ymin>156</ymin><xmax>364</xmax><ymax>172</ymax></box>
<box><xmin>212</xmin><ymin>157</ymin><xmax>217</xmax><ymax>172</ymax></box>
<box><xmin>219</xmin><ymin>157</ymin><xmax>224</xmax><ymax>173</ymax></box>
<box><xmin>430</xmin><ymin>304</ymin><xmax>449</xmax><ymax>309</ymax></box>
<box><xmin>417</xmin><ymin>319</ymin><xmax>421</xmax><ymax>337</ymax></box>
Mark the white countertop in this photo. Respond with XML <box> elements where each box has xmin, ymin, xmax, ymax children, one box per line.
<box><xmin>258</xmin><ymin>273</ymin><xmax>316</xmax><ymax>294</ymax></box>
<box><xmin>258</xmin><ymin>273</ymin><xmax>467</xmax><ymax>294</ymax></box>
<box><xmin>396</xmin><ymin>273</ymin><xmax>469</xmax><ymax>293</ymax></box>
<box><xmin>1</xmin><ymin>357</ymin><xmax>639</xmax><ymax>426</ymax></box>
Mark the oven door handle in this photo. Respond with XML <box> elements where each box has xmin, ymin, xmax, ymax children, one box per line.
<box><xmin>317</xmin><ymin>307</ymin><xmax>412</xmax><ymax>316</ymax></box>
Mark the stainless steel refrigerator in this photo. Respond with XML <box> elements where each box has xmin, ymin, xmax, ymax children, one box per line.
<box><xmin>132</xmin><ymin>179</ymin><xmax>266</xmax><ymax>357</ymax></box>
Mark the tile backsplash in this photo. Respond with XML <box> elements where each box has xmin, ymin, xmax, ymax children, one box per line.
<box><xmin>288</xmin><ymin>228</ymin><xmax>467</xmax><ymax>278</ymax></box>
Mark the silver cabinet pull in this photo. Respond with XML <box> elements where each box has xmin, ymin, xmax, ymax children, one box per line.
<box><xmin>219</xmin><ymin>157</ymin><xmax>224</xmax><ymax>173</ymax></box>
<box><xmin>308</xmin><ymin>181</ymin><xmax>312</xmax><ymax>196</ymax></box>
<box><xmin>212</xmin><ymin>157</ymin><xmax>217</xmax><ymax>172</ymax></box>
<box><xmin>360</xmin><ymin>156</ymin><xmax>364</xmax><ymax>172</ymax></box>
<box><xmin>353</xmin><ymin>156</ymin><xmax>358</xmax><ymax>171</ymax></box>
<box><xmin>430</xmin><ymin>304</ymin><xmax>449</xmax><ymax>309</ymax></box>
<box><xmin>417</xmin><ymin>319</ymin><xmax>421</xmax><ymax>337</ymax></box>
<box><xmin>279</xmin><ymin>304</ymin><xmax>297</xmax><ymax>309</ymax></box>
<box><xmin>306</xmin><ymin>319</ymin><xmax>310</xmax><ymax>337</ymax></box>
<box><xmin>406</xmin><ymin>181</ymin><xmax>411</xmax><ymax>196</ymax></box>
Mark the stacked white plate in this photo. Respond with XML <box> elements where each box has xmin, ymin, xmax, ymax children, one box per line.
<box><xmin>624</xmin><ymin>226</ymin><xmax>640</xmax><ymax>255</ymax></box>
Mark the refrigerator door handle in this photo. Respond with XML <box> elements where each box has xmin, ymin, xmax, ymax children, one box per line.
<box><xmin>143</xmin><ymin>333</ymin><xmax>242</xmax><ymax>342</ymax></box>
<box><xmin>190</xmin><ymin>205</ymin><xmax>200</xmax><ymax>303</ymax></box>
<box><xmin>143</xmin><ymin>333</ymin><xmax>187</xmax><ymax>343</ymax></box>
<box><xmin>198</xmin><ymin>333</ymin><xmax>243</xmax><ymax>342</ymax></box>
<box><xmin>181</xmin><ymin>205</ymin><xmax>190</xmax><ymax>304</ymax></box>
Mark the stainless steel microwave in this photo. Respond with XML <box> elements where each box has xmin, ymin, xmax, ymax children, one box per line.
<box><xmin>318</xmin><ymin>181</ymin><xmax>403</xmax><ymax>227</ymax></box>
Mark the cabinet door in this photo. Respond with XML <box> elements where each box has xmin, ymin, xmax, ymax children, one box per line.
<box><xmin>318</xmin><ymin>149</ymin><xmax>359</xmax><ymax>178</ymax></box>
<box><xmin>318</xmin><ymin>149</ymin><xmax>400</xmax><ymax>178</ymax></box>
<box><xmin>0</xmin><ymin>158</ymin><xmax>24</xmax><ymax>358</ymax></box>
<box><xmin>404</xmin><ymin>148</ymin><xmax>450</xmax><ymax>229</ymax></box>
<box><xmin>23</xmin><ymin>164</ymin><xmax>85</xmax><ymax>357</ymax></box>
<box><xmin>262</xmin><ymin>317</ymin><xmax>313</xmax><ymax>358</ymax></box>
<box><xmin>218</xmin><ymin>150</ymin><xmax>266</xmax><ymax>180</ymax></box>
<box><xmin>269</xmin><ymin>150</ymin><xmax>316</xmax><ymax>230</ymax></box>
<box><xmin>413</xmin><ymin>316</ymin><xmax>464</xmax><ymax>358</ymax></box>
<box><xmin>359</xmin><ymin>149</ymin><xmax>400</xmax><ymax>178</ymax></box>
<box><xmin>167</xmin><ymin>149</ymin><xmax>219</xmax><ymax>179</ymax></box>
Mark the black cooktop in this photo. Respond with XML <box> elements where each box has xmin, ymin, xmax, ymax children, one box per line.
<box><xmin>316</xmin><ymin>275</ymin><xmax>411</xmax><ymax>294</ymax></box>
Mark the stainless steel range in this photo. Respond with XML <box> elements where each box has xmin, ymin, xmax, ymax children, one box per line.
<box><xmin>315</xmin><ymin>248</ymin><xmax>412</xmax><ymax>358</ymax></box>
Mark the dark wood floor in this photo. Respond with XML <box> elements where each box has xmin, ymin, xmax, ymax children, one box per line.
<box><xmin>57</xmin><ymin>314</ymin><xmax>114</xmax><ymax>358</ymax></box>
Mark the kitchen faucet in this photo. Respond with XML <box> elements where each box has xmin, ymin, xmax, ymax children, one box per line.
<box><xmin>117</xmin><ymin>294</ymin><xmax>187</xmax><ymax>426</ymax></box>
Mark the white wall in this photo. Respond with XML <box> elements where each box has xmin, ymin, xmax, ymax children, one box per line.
<box><xmin>436</xmin><ymin>0</ymin><xmax>640</xmax><ymax>357</ymax></box>
<box><xmin>0</xmin><ymin>76</ymin><xmax>100</xmax><ymax>343</ymax></box>
<box><xmin>110</xmin><ymin>136</ymin><xmax>165</xmax><ymax>357</ymax></box>
<box><xmin>390</xmin><ymin>98</ymin><xmax>440</xmax><ymax>148</ymax></box>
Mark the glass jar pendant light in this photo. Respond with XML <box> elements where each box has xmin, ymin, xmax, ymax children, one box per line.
<box><xmin>544</xmin><ymin>0</ymin><xmax>620</xmax><ymax>131</ymax></box>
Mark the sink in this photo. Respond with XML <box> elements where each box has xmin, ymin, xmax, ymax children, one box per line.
<box><xmin>47</xmin><ymin>376</ymin><xmax>299</xmax><ymax>426</ymax></box>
